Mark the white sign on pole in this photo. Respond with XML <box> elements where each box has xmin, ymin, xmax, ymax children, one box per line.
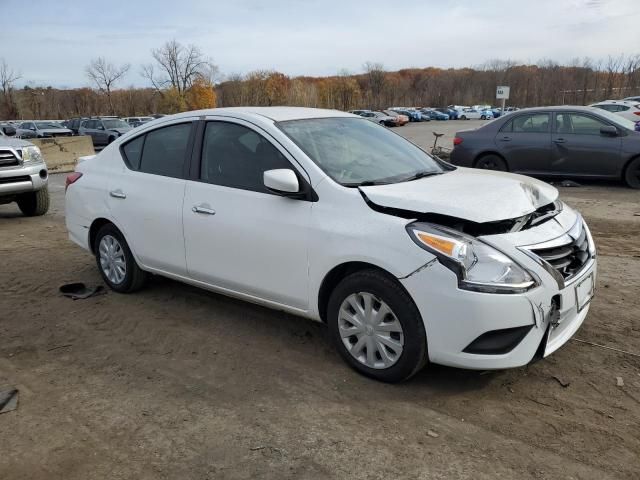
<box><xmin>496</xmin><ymin>86</ymin><xmax>510</xmax><ymax>99</ymax></box>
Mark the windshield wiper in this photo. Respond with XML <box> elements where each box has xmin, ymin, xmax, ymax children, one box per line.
<box><xmin>399</xmin><ymin>170</ymin><xmax>443</xmax><ymax>182</ymax></box>
<box><xmin>344</xmin><ymin>180</ymin><xmax>391</xmax><ymax>187</ymax></box>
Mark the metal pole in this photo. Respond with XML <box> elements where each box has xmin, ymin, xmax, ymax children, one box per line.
<box><xmin>501</xmin><ymin>97</ymin><xmax>506</xmax><ymax>113</ymax></box>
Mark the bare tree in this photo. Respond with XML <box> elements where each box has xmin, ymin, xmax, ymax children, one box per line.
<box><xmin>0</xmin><ymin>58</ymin><xmax>21</xmax><ymax>118</ymax></box>
<box><xmin>142</xmin><ymin>40</ymin><xmax>217</xmax><ymax>98</ymax></box>
<box><xmin>363</xmin><ymin>62</ymin><xmax>387</xmax><ymax>108</ymax></box>
<box><xmin>85</xmin><ymin>57</ymin><xmax>130</xmax><ymax>114</ymax></box>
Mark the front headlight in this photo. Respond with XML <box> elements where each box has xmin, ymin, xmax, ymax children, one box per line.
<box><xmin>21</xmin><ymin>146</ymin><xmax>44</xmax><ymax>164</ymax></box>
<box><xmin>407</xmin><ymin>222</ymin><xmax>536</xmax><ymax>293</ymax></box>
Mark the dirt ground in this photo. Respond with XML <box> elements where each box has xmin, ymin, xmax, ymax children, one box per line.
<box><xmin>1</xmin><ymin>161</ymin><xmax>640</xmax><ymax>478</ymax></box>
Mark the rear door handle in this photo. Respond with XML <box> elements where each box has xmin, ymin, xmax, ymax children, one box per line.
<box><xmin>109</xmin><ymin>189</ymin><xmax>126</xmax><ymax>199</ymax></box>
<box><xmin>192</xmin><ymin>205</ymin><xmax>216</xmax><ymax>215</ymax></box>
<box><xmin>554</xmin><ymin>138</ymin><xmax>567</xmax><ymax>144</ymax></box>
<box><xmin>498</xmin><ymin>136</ymin><xmax>511</xmax><ymax>142</ymax></box>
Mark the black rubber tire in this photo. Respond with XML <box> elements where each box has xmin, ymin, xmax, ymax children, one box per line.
<box><xmin>17</xmin><ymin>186</ymin><xmax>49</xmax><ymax>216</ymax></box>
<box><xmin>623</xmin><ymin>157</ymin><xmax>640</xmax><ymax>189</ymax></box>
<box><xmin>460</xmin><ymin>115</ymin><xmax>467</xmax><ymax>120</ymax></box>
<box><xmin>327</xmin><ymin>269</ymin><xmax>428</xmax><ymax>383</ymax></box>
<box><xmin>475</xmin><ymin>154</ymin><xmax>508</xmax><ymax>171</ymax></box>
<box><xmin>94</xmin><ymin>223</ymin><xmax>147</xmax><ymax>293</ymax></box>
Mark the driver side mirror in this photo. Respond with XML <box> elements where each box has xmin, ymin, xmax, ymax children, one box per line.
<box><xmin>600</xmin><ymin>125</ymin><xmax>618</xmax><ymax>137</ymax></box>
<box><xmin>264</xmin><ymin>169</ymin><xmax>300</xmax><ymax>197</ymax></box>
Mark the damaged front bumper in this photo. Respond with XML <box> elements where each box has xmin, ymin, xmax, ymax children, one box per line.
<box><xmin>400</xmin><ymin>206</ymin><xmax>597</xmax><ymax>370</ymax></box>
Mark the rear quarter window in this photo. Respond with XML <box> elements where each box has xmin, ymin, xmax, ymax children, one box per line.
<box><xmin>122</xmin><ymin>135</ymin><xmax>145</xmax><ymax>170</ymax></box>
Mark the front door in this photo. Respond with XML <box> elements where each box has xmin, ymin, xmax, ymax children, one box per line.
<box><xmin>183</xmin><ymin>119</ymin><xmax>311</xmax><ymax>310</ymax></box>
<box><xmin>550</xmin><ymin>112</ymin><xmax>622</xmax><ymax>177</ymax></box>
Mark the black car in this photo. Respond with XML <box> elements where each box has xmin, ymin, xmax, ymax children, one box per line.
<box><xmin>449</xmin><ymin>106</ymin><xmax>640</xmax><ymax>188</ymax></box>
<box><xmin>78</xmin><ymin>117</ymin><xmax>132</xmax><ymax>147</ymax></box>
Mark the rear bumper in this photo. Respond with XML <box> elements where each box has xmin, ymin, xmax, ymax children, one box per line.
<box><xmin>0</xmin><ymin>163</ymin><xmax>48</xmax><ymax>195</ymax></box>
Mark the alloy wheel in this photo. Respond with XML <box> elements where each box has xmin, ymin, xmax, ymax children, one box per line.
<box><xmin>338</xmin><ymin>292</ymin><xmax>404</xmax><ymax>369</ymax></box>
<box><xmin>99</xmin><ymin>235</ymin><xmax>127</xmax><ymax>284</ymax></box>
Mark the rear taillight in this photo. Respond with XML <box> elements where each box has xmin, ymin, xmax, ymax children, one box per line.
<box><xmin>65</xmin><ymin>172</ymin><xmax>83</xmax><ymax>192</ymax></box>
<box><xmin>634</xmin><ymin>111</ymin><xmax>640</xmax><ymax>116</ymax></box>
<box><xmin>453</xmin><ymin>137</ymin><xmax>463</xmax><ymax>146</ymax></box>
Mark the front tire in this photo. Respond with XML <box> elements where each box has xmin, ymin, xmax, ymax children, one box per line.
<box><xmin>94</xmin><ymin>223</ymin><xmax>147</xmax><ymax>293</ymax></box>
<box><xmin>460</xmin><ymin>115</ymin><xmax>467</xmax><ymax>120</ymax></box>
<box><xmin>623</xmin><ymin>157</ymin><xmax>640</xmax><ymax>189</ymax></box>
<box><xmin>327</xmin><ymin>269</ymin><xmax>428</xmax><ymax>383</ymax></box>
<box><xmin>17</xmin><ymin>187</ymin><xmax>49</xmax><ymax>216</ymax></box>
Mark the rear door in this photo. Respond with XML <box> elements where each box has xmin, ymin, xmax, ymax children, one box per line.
<box><xmin>107</xmin><ymin>119</ymin><xmax>196</xmax><ymax>276</ymax></box>
<box><xmin>494</xmin><ymin>112</ymin><xmax>552</xmax><ymax>173</ymax></box>
<box><xmin>551</xmin><ymin>112</ymin><xmax>622</xmax><ymax>177</ymax></box>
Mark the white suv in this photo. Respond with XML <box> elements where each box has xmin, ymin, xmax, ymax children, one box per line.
<box><xmin>590</xmin><ymin>100</ymin><xmax>640</xmax><ymax>122</ymax></box>
<box><xmin>65</xmin><ymin>107</ymin><xmax>597</xmax><ymax>382</ymax></box>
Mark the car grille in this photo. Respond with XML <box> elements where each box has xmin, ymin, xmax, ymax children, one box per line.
<box><xmin>0</xmin><ymin>175</ymin><xmax>30</xmax><ymax>185</ymax></box>
<box><xmin>530</xmin><ymin>222</ymin><xmax>590</xmax><ymax>280</ymax></box>
<box><xmin>0</xmin><ymin>149</ymin><xmax>19</xmax><ymax>167</ymax></box>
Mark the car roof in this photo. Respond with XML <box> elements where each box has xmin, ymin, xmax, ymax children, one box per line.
<box><xmin>508</xmin><ymin>105</ymin><xmax>606</xmax><ymax>113</ymax></box>
<box><xmin>164</xmin><ymin>106</ymin><xmax>356</xmax><ymax>122</ymax></box>
<box><xmin>591</xmin><ymin>100</ymin><xmax>638</xmax><ymax>105</ymax></box>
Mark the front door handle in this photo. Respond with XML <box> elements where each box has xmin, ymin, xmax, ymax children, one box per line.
<box><xmin>192</xmin><ymin>205</ymin><xmax>216</xmax><ymax>215</ymax></box>
<box><xmin>498</xmin><ymin>136</ymin><xmax>512</xmax><ymax>142</ymax></box>
<box><xmin>554</xmin><ymin>138</ymin><xmax>567</xmax><ymax>144</ymax></box>
<box><xmin>109</xmin><ymin>189</ymin><xmax>126</xmax><ymax>199</ymax></box>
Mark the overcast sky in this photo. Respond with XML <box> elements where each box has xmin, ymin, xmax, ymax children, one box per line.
<box><xmin>1</xmin><ymin>0</ymin><xmax>638</xmax><ymax>88</ymax></box>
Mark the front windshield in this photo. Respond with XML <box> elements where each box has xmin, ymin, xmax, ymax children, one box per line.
<box><xmin>35</xmin><ymin>122</ymin><xmax>62</xmax><ymax>129</ymax></box>
<box><xmin>592</xmin><ymin>108</ymin><xmax>637</xmax><ymax>131</ymax></box>
<box><xmin>278</xmin><ymin>117</ymin><xmax>445</xmax><ymax>186</ymax></box>
<box><xmin>103</xmin><ymin>119</ymin><xmax>130</xmax><ymax>129</ymax></box>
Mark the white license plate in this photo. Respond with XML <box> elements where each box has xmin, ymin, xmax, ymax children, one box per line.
<box><xmin>574</xmin><ymin>272</ymin><xmax>594</xmax><ymax>312</ymax></box>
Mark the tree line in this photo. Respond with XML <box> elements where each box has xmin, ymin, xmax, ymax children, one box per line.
<box><xmin>1</xmin><ymin>45</ymin><xmax>639</xmax><ymax>120</ymax></box>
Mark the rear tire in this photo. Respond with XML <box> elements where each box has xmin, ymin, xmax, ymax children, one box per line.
<box><xmin>460</xmin><ymin>115</ymin><xmax>467</xmax><ymax>120</ymax></box>
<box><xmin>94</xmin><ymin>223</ymin><xmax>147</xmax><ymax>293</ymax></box>
<box><xmin>327</xmin><ymin>269</ymin><xmax>428</xmax><ymax>383</ymax></box>
<box><xmin>475</xmin><ymin>154</ymin><xmax>508</xmax><ymax>171</ymax></box>
<box><xmin>623</xmin><ymin>157</ymin><xmax>640</xmax><ymax>189</ymax></box>
<box><xmin>17</xmin><ymin>187</ymin><xmax>49</xmax><ymax>216</ymax></box>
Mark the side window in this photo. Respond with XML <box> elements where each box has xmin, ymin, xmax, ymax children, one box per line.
<box><xmin>122</xmin><ymin>135</ymin><xmax>145</xmax><ymax>170</ymax></box>
<box><xmin>84</xmin><ymin>120</ymin><xmax>94</xmax><ymax>129</ymax></box>
<box><xmin>201</xmin><ymin>122</ymin><xmax>292</xmax><ymax>193</ymax></box>
<box><xmin>512</xmin><ymin>114</ymin><xmax>550</xmax><ymax>133</ymax></box>
<box><xmin>499</xmin><ymin>120</ymin><xmax>513</xmax><ymax>132</ymax></box>
<box><xmin>557</xmin><ymin>114</ymin><xmax>607</xmax><ymax>135</ymax></box>
<box><xmin>139</xmin><ymin>123</ymin><xmax>192</xmax><ymax>178</ymax></box>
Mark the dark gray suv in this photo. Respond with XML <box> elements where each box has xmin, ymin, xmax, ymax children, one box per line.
<box><xmin>79</xmin><ymin>117</ymin><xmax>132</xmax><ymax>147</ymax></box>
<box><xmin>449</xmin><ymin>106</ymin><xmax>640</xmax><ymax>188</ymax></box>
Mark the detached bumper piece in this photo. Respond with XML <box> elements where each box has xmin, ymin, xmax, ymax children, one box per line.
<box><xmin>463</xmin><ymin>325</ymin><xmax>534</xmax><ymax>355</ymax></box>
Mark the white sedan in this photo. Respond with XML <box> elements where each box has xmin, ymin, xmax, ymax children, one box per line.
<box><xmin>65</xmin><ymin>107</ymin><xmax>597</xmax><ymax>382</ymax></box>
<box><xmin>458</xmin><ymin>108</ymin><xmax>483</xmax><ymax>120</ymax></box>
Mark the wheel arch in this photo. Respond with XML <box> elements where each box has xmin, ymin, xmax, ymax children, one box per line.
<box><xmin>317</xmin><ymin>261</ymin><xmax>407</xmax><ymax>323</ymax></box>
<box><xmin>622</xmin><ymin>153</ymin><xmax>640</xmax><ymax>182</ymax></box>
<box><xmin>88</xmin><ymin>218</ymin><xmax>115</xmax><ymax>254</ymax></box>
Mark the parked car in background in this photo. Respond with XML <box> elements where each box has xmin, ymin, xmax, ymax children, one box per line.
<box><xmin>450</xmin><ymin>106</ymin><xmax>640</xmax><ymax>188</ymax></box>
<box><xmin>590</xmin><ymin>100</ymin><xmax>640</xmax><ymax>122</ymax></box>
<box><xmin>0</xmin><ymin>130</ymin><xmax>49</xmax><ymax>216</ymax></box>
<box><xmin>457</xmin><ymin>108</ymin><xmax>482</xmax><ymax>120</ymax></box>
<box><xmin>353</xmin><ymin>110</ymin><xmax>398</xmax><ymax>127</ymax></box>
<box><xmin>123</xmin><ymin>116</ymin><xmax>154</xmax><ymax>126</ymax></box>
<box><xmin>436</xmin><ymin>108</ymin><xmax>458</xmax><ymax>120</ymax></box>
<box><xmin>65</xmin><ymin>106</ymin><xmax>597</xmax><ymax>382</ymax></box>
<box><xmin>67</xmin><ymin>117</ymin><xmax>88</xmax><ymax>135</ymax></box>
<box><xmin>16</xmin><ymin>121</ymin><xmax>73</xmax><ymax>139</ymax></box>
<box><xmin>623</xmin><ymin>96</ymin><xmax>640</xmax><ymax>103</ymax></box>
<box><xmin>420</xmin><ymin>109</ymin><xmax>449</xmax><ymax>121</ymax></box>
<box><xmin>391</xmin><ymin>108</ymin><xmax>423</xmax><ymax>122</ymax></box>
<box><xmin>0</xmin><ymin>123</ymin><xmax>16</xmax><ymax>136</ymax></box>
<box><xmin>491</xmin><ymin>108</ymin><xmax>502</xmax><ymax>118</ymax></box>
<box><xmin>79</xmin><ymin>117</ymin><xmax>132</xmax><ymax>147</ymax></box>
<box><xmin>382</xmin><ymin>110</ymin><xmax>409</xmax><ymax>126</ymax></box>
<box><xmin>479</xmin><ymin>109</ymin><xmax>494</xmax><ymax>120</ymax></box>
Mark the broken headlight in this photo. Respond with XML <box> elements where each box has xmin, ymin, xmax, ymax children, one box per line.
<box><xmin>407</xmin><ymin>222</ymin><xmax>536</xmax><ymax>294</ymax></box>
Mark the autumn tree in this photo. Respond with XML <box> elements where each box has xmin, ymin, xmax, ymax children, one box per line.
<box><xmin>85</xmin><ymin>57</ymin><xmax>130</xmax><ymax>114</ymax></box>
<box><xmin>185</xmin><ymin>77</ymin><xmax>217</xmax><ymax>110</ymax></box>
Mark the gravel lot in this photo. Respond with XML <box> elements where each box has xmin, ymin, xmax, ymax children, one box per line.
<box><xmin>1</xmin><ymin>123</ymin><xmax>639</xmax><ymax>479</ymax></box>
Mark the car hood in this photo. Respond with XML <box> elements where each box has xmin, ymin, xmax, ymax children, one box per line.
<box><xmin>0</xmin><ymin>136</ymin><xmax>34</xmax><ymax>148</ymax></box>
<box><xmin>359</xmin><ymin>167</ymin><xmax>558</xmax><ymax>223</ymax></box>
<box><xmin>109</xmin><ymin>128</ymin><xmax>132</xmax><ymax>134</ymax></box>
